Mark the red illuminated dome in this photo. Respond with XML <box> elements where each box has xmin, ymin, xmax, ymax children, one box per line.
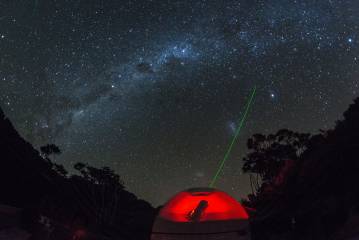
<box><xmin>151</xmin><ymin>188</ymin><xmax>251</xmax><ymax>240</ymax></box>
<box><xmin>160</xmin><ymin>187</ymin><xmax>248</xmax><ymax>222</ymax></box>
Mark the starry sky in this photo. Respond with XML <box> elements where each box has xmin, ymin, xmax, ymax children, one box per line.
<box><xmin>0</xmin><ymin>0</ymin><xmax>358</xmax><ymax>205</ymax></box>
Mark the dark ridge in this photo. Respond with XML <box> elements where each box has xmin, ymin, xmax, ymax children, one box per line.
<box><xmin>244</xmin><ymin>97</ymin><xmax>359</xmax><ymax>239</ymax></box>
<box><xmin>0</xmin><ymin>107</ymin><xmax>156</xmax><ymax>239</ymax></box>
<box><xmin>0</xmin><ymin>107</ymin><xmax>58</xmax><ymax>208</ymax></box>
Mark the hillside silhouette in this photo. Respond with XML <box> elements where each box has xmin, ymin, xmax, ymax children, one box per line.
<box><xmin>0</xmin><ymin>108</ymin><xmax>155</xmax><ymax>239</ymax></box>
<box><xmin>242</xmin><ymin>97</ymin><xmax>359</xmax><ymax>239</ymax></box>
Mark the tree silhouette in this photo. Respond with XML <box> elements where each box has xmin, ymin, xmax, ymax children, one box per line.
<box><xmin>242</xmin><ymin>129</ymin><xmax>310</xmax><ymax>186</ymax></box>
<box><xmin>40</xmin><ymin>144</ymin><xmax>61</xmax><ymax>157</ymax></box>
<box><xmin>39</xmin><ymin>144</ymin><xmax>67</xmax><ymax>177</ymax></box>
<box><xmin>243</xmin><ymin>97</ymin><xmax>359</xmax><ymax>239</ymax></box>
<box><xmin>73</xmin><ymin>162</ymin><xmax>124</xmax><ymax>188</ymax></box>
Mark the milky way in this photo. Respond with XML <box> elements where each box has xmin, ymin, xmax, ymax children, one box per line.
<box><xmin>0</xmin><ymin>0</ymin><xmax>358</xmax><ymax>205</ymax></box>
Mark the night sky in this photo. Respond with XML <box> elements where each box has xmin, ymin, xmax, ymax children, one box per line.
<box><xmin>1</xmin><ymin>0</ymin><xmax>358</xmax><ymax>205</ymax></box>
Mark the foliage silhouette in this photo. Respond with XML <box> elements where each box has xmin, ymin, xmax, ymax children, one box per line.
<box><xmin>242</xmin><ymin>129</ymin><xmax>310</xmax><ymax>194</ymax></box>
<box><xmin>243</xmin><ymin>97</ymin><xmax>359</xmax><ymax>239</ymax></box>
<box><xmin>40</xmin><ymin>144</ymin><xmax>61</xmax><ymax>157</ymax></box>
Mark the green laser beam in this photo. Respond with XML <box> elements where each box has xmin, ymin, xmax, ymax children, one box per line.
<box><xmin>209</xmin><ymin>86</ymin><xmax>257</xmax><ymax>188</ymax></box>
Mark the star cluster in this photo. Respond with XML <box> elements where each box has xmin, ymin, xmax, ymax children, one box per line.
<box><xmin>0</xmin><ymin>0</ymin><xmax>358</xmax><ymax>205</ymax></box>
